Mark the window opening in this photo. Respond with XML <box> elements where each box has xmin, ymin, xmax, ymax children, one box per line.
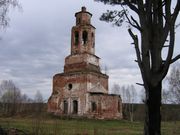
<box><xmin>92</xmin><ymin>32</ymin><xmax>94</xmax><ymax>38</ymax></box>
<box><xmin>93</xmin><ymin>42</ymin><xmax>95</xmax><ymax>48</ymax></box>
<box><xmin>82</xmin><ymin>31</ymin><xmax>88</xmax><ymax>44</ymax></box>
<box><xmin>68</xmin><ymin>84</ymin><xmax>72</xmax><ymax>90</ymax></box>
<box><xmin>75</xmin><ymin>31</ymin><xmax>79</xmax><ymax>45</ymax></box>
<box><xmin>118</xmin><ymin>101</ymin><xmax>121</xmax><ymax>113</ymax></box>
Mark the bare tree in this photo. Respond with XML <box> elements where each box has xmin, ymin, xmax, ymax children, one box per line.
<box><xmin>0</xmin><ymin>0</ymin><xmax>20</xmax><ymax>29</ymax></box>
<box><xmin>34</xmin><ymin>90</ymin><xmax>43</xmax><ymax>103</ymax></box>
<box><xmin>111</xmin><ymin>83</ymin><xmax>121</xmax><ymax>95</ymax></box>
<box><xmin>140</xmin><ymin>88</ymin><xmax>146</xmax><ymax>103</ymax></box>
<box><xmin>112</xmin><ymin>84</ymin><xmax>130</xmax><ymax>102</ymax></box>
<box><xmin>0</xmin><ymin>80</ymin><xmax>21</xmax><ymax>115</ymax></box>
<box><xmin>161</xmin><ymin>89</ymin><xmax>169</xmax><ymax>104</ymax></box>
<box><xmin>0</xmin><ymin>86</ymin><xmax>2</xmax><ymax>98</ymax></box>
<box><xmin>0</xmin><ymin>80</ymin><xmax>35</xmax><ymax>115</ymax></box>
<box><xmin>113</xmin><ymin>84</ymin><xmax>137</xmax><ymax>121</ymax></box>
<box><xmin>18</xmin><ymin>93</ymin><xmax>33</xmax><ymax>113</ymax></box>
<box><xmin>125</xmin><ymin>85</ymin><xmax>137</xmax><ymax>122</ymax></box>
<box><xmin>166</xmin><ymin>63</ymin><xmax>180</xmax><ymax>104</ymax></box>
<box><xmin>104</xmin><ymin>65</ymin><xmax>109</xmax><ymax>75</ymax></box>
<box><xmin>94</xmin><ymin>0</ymin><xmax>179</xmax><ymax>134</ymax></box>
<box><xmin>34</xmin><ymin>90</ymin><xmax>44</xmax><ymax>114</ymax></box>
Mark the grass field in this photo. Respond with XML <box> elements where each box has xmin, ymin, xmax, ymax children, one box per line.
<box><xmin>0</xmin><ymin>116</ymin><xmax>180</xmax><ymax>135</ymax></box>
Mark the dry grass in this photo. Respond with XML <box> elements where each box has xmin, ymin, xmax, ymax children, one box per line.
<box><xmin>0</xmin><ymin>116</ymin><xmax>179</xmax><ymax>135</ymax></box>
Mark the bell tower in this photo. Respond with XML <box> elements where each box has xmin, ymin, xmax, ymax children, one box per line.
<box><xmin>71</xmin><ymin>6</ymin><xmax>95</xmax><ymax>55</ymax></box>
<box><xmin>64</xmin><ymin>7</ymin><xmax>100</xmax><ymax>73</ymax></box>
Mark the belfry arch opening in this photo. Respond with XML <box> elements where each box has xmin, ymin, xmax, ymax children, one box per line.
<box><xmin>82</xmin><ymin>31</ymin><xmax>88</xmax><ymax>44</ymax></box>
<box><xmin>92</xmin><ymin>32</ymin><xmax>94</xmax><ymax>38</ymax></box>
<box><xmin>75</xmin><ymin>31</ymin><xmax>79</xmax><ymax>45</ymax></box>
<box><xmin>92</xmin><ymin>32</ymin><xmax>95</xmax><ymax>48</ymax></box>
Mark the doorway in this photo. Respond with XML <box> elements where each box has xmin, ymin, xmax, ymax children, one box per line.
<box><xmin>63</xmin><ymin>100</ymin><xmax>68</xmax><ymax>114</ymax></box>
<box><xmin>73</xmin><ymin>100</ymin><xmax>78</xmax><ymax>114</ymax></box>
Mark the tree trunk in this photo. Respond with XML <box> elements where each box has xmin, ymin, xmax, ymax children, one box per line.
<box><xmin>144</xmin><ymin>82</ymin><xmax>162</xmax><ymax>135</ymax></box>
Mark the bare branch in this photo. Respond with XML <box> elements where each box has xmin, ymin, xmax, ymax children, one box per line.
<box><xmin>163</xmin><ymin>45</ymin><xmax>170</xmax><ymax>48</ymax></box>
<box><xmin>125</xmin><ymin>0</ymin><xmax>139</xmax><ymax>14</ymax></box>
<box><xmin>172</xmin><ymin>0</ymin><xmax>180</xmax><ymax>24</ymax></box>
<box><xmin>161</xmin><ymin>1</ymin><xmax>179</xmax><ymax>48</ymax></box>
<box><xmin>130</xmin><ymin>16</ymin><xmax>141</xmax><ymax>31</ymax></box>
<box><xmin>128</xmin><ymin>29</ymin><xmax>142</xmax><ymax>64</ymax></box>
<box><xmin>170</xmin><ymin>54</ymin><xmax>180</xmax><ymax>64</ymax></box>
<box><xmin>161</xmin><ymin>24</ymin><xmax>175</xmax><ymax>80</ymax></box>
<box><xmin>136</xmin><ymin>83</ymin><xmax>144</xmax><ymax>86</ymax></box>
<box><xmin>122</xmin><ymin>6</ymin><xmax>141</xmax><ymax>31</ymax></box>
<box><xmin>161</xmin><ymin>0</ymin><xmax>171</xmax><ymax>46</ymax></box>
<box><xmin>0</xmin><ymin>0</ymin><xmax>20</xmax><ymax>29</ymax></box>
<box><xmin>134</xmin><ymin>60</ymin><xmax>138</xmax><ymax>62</ymax></box>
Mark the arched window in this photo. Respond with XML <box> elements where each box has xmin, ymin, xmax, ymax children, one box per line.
<box><xmin>82</xmin><ymin>31</ymin><xmax>88</xmax><ymax>45</ymax></box>
<box><xmin>68</xmin><ymin>83</ymin><xmax>72</xmax><ymax>90</ymax></box>
<box><xmin>74</xmin><ymin>31</ymin><xmax>79</xmax><ymax>45</ymax></box>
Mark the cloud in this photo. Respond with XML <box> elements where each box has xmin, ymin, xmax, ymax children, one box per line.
<box><xmin>0</xmin><ymin>0</ymin><xmax>179</xmax><ymax>101</ymax></box>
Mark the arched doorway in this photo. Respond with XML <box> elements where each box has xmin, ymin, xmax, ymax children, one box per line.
<box><xmin>91</xmin><ymin>102</ymin><xmax>97</xmax><ymax>112</ymax></box>
<box><xmin>73</xmin><ymin>100</ymin><xmax>78</xmax><ymax>114</ymax></box>
<box><xmin>63</xmin><ymin>100</ymin><xmax>68</xmax><ymax>114</ymax></box>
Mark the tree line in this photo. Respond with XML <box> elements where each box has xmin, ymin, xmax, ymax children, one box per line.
<box><xmin>0</xmin><ymin>62</ymin><xmax>179</xmax><ymax>118</ymax></box>
<box><xmin>0</xmin><ymin>80</ymin><xmax>44</xmax><ymax>116</ymax></box>
<box><xmin>111</xmin><ymin>63</ymin><xmax>180</xmax><ymax>121</ymax></box>
<box><xmin>163</xmin><ymin>63</ymin><xmax>180</xmax><ymax>104</ymax></box>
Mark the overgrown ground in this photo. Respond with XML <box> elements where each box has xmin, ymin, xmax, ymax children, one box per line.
<box><xmin>0</xmin><ymin>115</ymin><xmax>180</xmax><ymax>135</ymax></box>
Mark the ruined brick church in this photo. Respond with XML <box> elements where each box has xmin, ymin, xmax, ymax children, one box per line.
<box><xmin>48</xmin><ymin>7</ymin><xmax>122</xmax><ymax>119</ymax></box>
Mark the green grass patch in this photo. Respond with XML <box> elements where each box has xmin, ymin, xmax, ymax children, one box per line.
<box><xmin>0</xmin><ymin>117</ymin><xmax>179</xmax><ymax>135</ymax></box>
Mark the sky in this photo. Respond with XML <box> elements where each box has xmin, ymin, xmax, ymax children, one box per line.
<box><xmin>0</xmin><ymin>0</ymin><xmax>179</xmax><ymax>101</ymax></box>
